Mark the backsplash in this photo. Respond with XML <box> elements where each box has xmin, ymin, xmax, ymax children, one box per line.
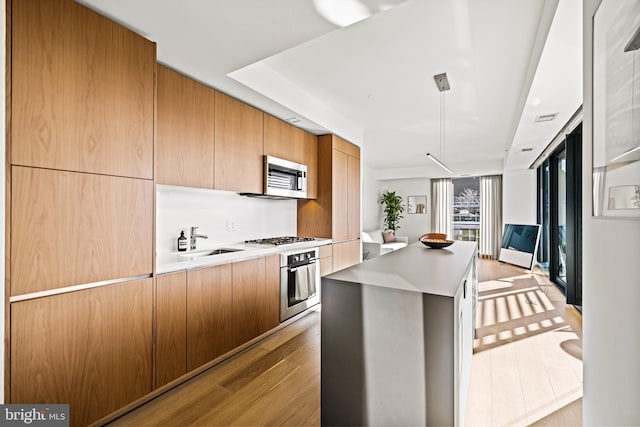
<box><xmin>156</xmin><ymin>185</ymin><xmax>297</xmax><ymax>253</ymax></box>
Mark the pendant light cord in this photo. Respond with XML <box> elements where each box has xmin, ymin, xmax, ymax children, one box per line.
<box><xmin>440</xmin><ymin>90</ymin><xmax>445</xmax><ymax>163</ymax></box>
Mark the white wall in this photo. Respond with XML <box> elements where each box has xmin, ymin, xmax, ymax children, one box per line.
<box><xmin>502</xmin><ymin>169</ymin><xmax>537</xmax><ymax>225</ymax></box>
<box><xmin>377</xmin><ymin>178</ymin><xmax>431</xmax><ymax>243</ymax></box>
<box><xmin>156</xmin><ymin>185</ymin><xmax>297</xmax><ymax>253</ymax></box>
<box><xmin>583</xmin><ymin>0</ymin><xmax>640</xmax><ymax>424</ymax></box>
<box><xmin>362</xmin><ymin>165</ymin><xmax>382</xmax><ymax>231</ymax></box>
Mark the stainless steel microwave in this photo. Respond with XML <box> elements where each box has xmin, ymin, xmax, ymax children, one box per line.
<box><xmin>264</xmin><ymin>155</ymin><xmax>307</xmax><ymax>199</ymax></box>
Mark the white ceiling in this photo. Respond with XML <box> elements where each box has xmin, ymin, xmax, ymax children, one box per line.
<box><xmin>77</xmin><ymin>0</ymin><xmax>582</xmax><ymax>178</ymax></box>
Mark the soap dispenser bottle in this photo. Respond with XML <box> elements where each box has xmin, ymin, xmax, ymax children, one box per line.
<box><xmin>177</xmin><ymin>230</ymin><xmax>188</xmax><ymax>252</ymax></box>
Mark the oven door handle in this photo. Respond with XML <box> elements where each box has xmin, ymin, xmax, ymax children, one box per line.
<box><xmin>287</xmin><ymin>260</ymin><xmax>318</xmax><ymax>272</ymax></box>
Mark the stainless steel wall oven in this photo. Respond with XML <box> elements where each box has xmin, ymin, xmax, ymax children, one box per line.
<box><xmin>280</xmin><ymin>247</ymin><xmax>320</xmax><ymax>321</ymax></box>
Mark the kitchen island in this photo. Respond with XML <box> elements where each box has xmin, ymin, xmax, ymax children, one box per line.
<box><xmin>321</xmin><ymin>240</ymin><xmax>477</xmax><ymax>426</ymax></box>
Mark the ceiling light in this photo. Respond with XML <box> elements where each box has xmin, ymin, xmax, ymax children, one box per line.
<box><xmin>427</xmin><ymin>73</ymin><xmax>453</xmax><ymax>174</ymax></box>
<box><xmin>312</xmin><ymin>0</ymin><xmax>371</xmax><ymax>27</ymax></box>
<box><xmin>426</xmin><ymin>153</ymin><xmax>453</xmax><ymax>174</ymax></box>
<box><xmin>534</xmin><ymin>113</ymin><xmax>558</xmax><ymax>123</ymax></box>
<box><xmin>285</xmin><ymin>117</ymin><xmax>301</xmax><ymax>124</ymax></box>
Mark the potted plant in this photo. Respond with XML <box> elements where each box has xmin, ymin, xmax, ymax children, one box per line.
<box><xmin>379</xmin><ymin>190</ymin><xmax>404</xmax><ymax>232</ymax></box>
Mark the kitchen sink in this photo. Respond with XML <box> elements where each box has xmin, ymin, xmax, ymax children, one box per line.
<box><xmin>179</xmin><ymin>248</ymin><xmax>243</xmax><ymax>258</ymax></box>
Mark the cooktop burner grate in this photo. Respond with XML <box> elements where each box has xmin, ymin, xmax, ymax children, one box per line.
<box><xmin>244</xmin><ymin>236</ymin><xmax>316</xmax><ymax>246</ymax></box>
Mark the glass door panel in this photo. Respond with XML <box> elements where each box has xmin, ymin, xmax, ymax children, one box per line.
<box><xmin>557</xmin><ymin>150</ymin><xmax>567</xmax><ymax>283</ymax></box>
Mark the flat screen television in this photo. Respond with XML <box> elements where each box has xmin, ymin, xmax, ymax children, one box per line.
<box><xmin>498</xmin><ymin>223</ymin><xmax>541</xmax><ymax>269</ymax></box>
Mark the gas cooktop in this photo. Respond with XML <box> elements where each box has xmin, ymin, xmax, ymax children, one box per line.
<box><xmin>244</xmin><ymin>236</ymin><xmax>316</xmax><ymax>246</ymax></box>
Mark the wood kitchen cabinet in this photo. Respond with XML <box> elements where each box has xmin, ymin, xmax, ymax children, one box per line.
<box><xmin>265</xmin><ymin>254</ymin><xmax>282</xmax><ymax>329</ymax></box>
<box><xmin>10</xmin><ymin>278</ymin><xmax>153</xmax><ymax>427</ymax></box>
<box><xmin>264</xmin><ymin>114</ymin><xmax>304</xmax><ymax>164</ymax></box>
<box><xmin>232</xmin><ymin>257</ymin><xmax>279</xmax><ymax>347</ymax></box>
<box><xmin>186</xmin><ymin>264</ymin><xmax>233</xmax><ymax>371</ymax></box>
<box><xmin>156</xmin><ymin>65</ymin><xmax>215</xmax><ymax>188</ymax></box>
<box><xmin>303</xmin><ymin>131</ymin><xmax>319</xmax><ymax>199</ymax></box>
<box><xmin>11</xmin><ymin>166</ymin><xmax>153</xmax><ymax>296</ymax></box>
<box><xmin>332</xmin><ymin>240</ymin><xmax>361</xmax><ymax>273</ymax></box>
<box><xmin>155</xmin><ymin>271</ymin><xmax>187</xmax><ymax>388</ymax></box>
<box><xmin>298</xmin><ymin>135</ymin><xmax>361</xmax><ymax>269</ymax></box>
<box><xmin>214</xmin><ymin>92</ymin><xmax>264</xmax><ymax>193</ymax></box>
<box><xmin>11</xmin><ymin>0</ymin><xmax>155</xmax><ymax>179</ymax></box>
<box><xmin>319</xmin><ymin>244</ymin><xmax>334</xmax><ymax>277</ymax></box>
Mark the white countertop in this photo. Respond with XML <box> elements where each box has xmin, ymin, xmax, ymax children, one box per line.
<box><xmin>156</xmin><ymin>238</ymin><xmax>332</xmax><ymax>274</ymax></box>
<box><xmin>325</xmin><ymin>241</ymin><xmax>477</xmax><ymax>297</ymax></box>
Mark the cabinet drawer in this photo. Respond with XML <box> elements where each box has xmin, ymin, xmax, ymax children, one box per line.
<box><xmin>319</xmin><ymin>244</ymin><xmax>333</xmax><ymax>259</ymax></box>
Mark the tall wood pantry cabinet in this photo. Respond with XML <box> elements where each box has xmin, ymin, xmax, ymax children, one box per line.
<box><xmin>8</xmin><ymin>1</ymin><xmax>156</xmax><ymax>426</ymax></box>
<box><xmin>298</xmin><ymin>135</ymin><xmax>361</xmax><ymax>274</ymax></box>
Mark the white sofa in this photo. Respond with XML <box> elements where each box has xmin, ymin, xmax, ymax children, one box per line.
<box><xmin>362</xmin><ymin>229</ymin><xmax>409</xmax><ymax>260</ymax></box>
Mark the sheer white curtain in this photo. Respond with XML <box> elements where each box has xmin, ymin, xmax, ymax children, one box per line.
<box><xmin>479</xmin><ymin>175</ymin><xmax>502</xmax><ymax>259</ymax></box>
<box><xmin>431</xmin><ymin>178</ymin><xmax>453</xmax><ymax>237</ymax></box>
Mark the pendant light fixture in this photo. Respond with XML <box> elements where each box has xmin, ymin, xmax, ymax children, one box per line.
<box><xmin>427</xmin><ymin>72</ymin><xmax>453</xmax><ymax>174</ymax></box>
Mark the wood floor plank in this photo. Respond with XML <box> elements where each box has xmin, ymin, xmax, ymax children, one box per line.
<box><xmin>190</xmin><ymin>360</ymin><xmax>300</xmax><ymax>426</ymax></box>
<box><xmin>218</xmin><ymin>321</ymin><xmax>319</xmax><ymax>392</ymax></box>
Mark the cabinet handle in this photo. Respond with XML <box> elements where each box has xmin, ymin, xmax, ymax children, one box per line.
<box><xmin>463</xmin><ymin>279</ymin><xmax>467</xmax><ymax>299</ymax></box>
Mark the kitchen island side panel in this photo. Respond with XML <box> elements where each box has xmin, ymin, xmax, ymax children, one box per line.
<box><xmin>321</xmin><ymin>278</ymin><xmax>428</xmax><ymax>426</ymax></box>
<box><xmin>423</xmin><ymin>292</ymin><xmax>455</xmax><ymax>426</ymax></box>
<box><xmin>321</xmin><ymin>279</ymin><xmax>367</xmax><ymax>426</ymax></box>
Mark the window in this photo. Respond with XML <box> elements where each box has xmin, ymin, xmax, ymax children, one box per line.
<box><xmin>453</xmin><ymin>177</ymin><xmax>480</xmax><ymax>242</ymax></box>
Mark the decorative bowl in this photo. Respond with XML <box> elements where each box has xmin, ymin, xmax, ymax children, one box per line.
<box><xmin>419</xmin><ymin>237</ymin><xmax>454</xmax><ymax>249</ymax></box>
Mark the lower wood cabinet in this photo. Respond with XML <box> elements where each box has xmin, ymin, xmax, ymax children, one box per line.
<box><xmin>265</xmin><ymin>254</ymin><xmax>281</xmax><ymax>330</ymax></box>
<box><xmin>332</xmin><ymin>240</ymin><xmax>361</xmax><ymax>273</ymax></box>
<box><xmin>10</xmin><ymin>278</ymin><xmax>153</xmax><ymax>427</ymax></box>
<box><xmin>186</xmin><ymin>264</ymin><xmax>233</xmax><ymax>371</ymax></box>
<box><xmin>319</xmin><ymin>244</ymin><xmax>334</xmax><ymax>277</ymax></box>
<box><xmin>155</xmin><ymin>271</ymin><xmax>187</xmax><ymax>388</ymax></box>
<box><xmin>232</xmin><ymin>257</ymin><xmax>279</xmax><ymax>347</ymax></box>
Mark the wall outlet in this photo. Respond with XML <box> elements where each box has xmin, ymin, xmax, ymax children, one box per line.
<box><xmin>226</xmin><ymin>220</ymin><xmax>237</xmax><ymax>232</ymax></box>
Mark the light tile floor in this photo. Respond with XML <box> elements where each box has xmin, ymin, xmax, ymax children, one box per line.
<box><xmin>466</xmin><ymin>262</ymin><xmax>582</xmax><ymax>427</ymax></box>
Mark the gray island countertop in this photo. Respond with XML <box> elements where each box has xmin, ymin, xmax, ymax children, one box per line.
<box><xmin>325</xmin><ymin>240</ymin><xmax>477</xmax><ymax>296</ymax></box>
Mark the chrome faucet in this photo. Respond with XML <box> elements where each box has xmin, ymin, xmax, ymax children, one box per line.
<box><xmin>190</xmin><ymin>226</ymin><xmax>208</xmax><ymax>250</ymax></box>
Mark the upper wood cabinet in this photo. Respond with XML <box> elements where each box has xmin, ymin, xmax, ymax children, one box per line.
<box><xmin>303</xmin><ymin>132</ymin><xmax>319</xmax><ymax>199</ymax></box>
<box><xmin>11</xmin><ymin>278</ymin><xmax>153</xmax><ymax>427</ymax></box>
<box><xmin>186</xmin><ymin>264</ymin><xmax>233</xmax><ymax>371</ymax></box>
<box><xmin>214</xmin><ymin>92</ymin><xmax>264</xmax><ymax>193</ymax></box>
<box><xmin>264</xmin><ymin>114</ymin><xmax>304</xmax><ymax>164</ymax></box>
<box><xmin>298</xmin><ymin>135</ymin><xmax>361</xmax><ymax>241</ymax></box>
<box><xmin>156</xmin><ymin>65</ymin><xmax>215</xmax><ymax>188</ymax></box>
<box><xmin>11</xmin><ymin>0</ymin><xmax>155</xmax><ymax>179</ymax></box>
<box><xmin>155</xmin><ymin>271</ymin><xmax>187</xmax><ymax>389</ymax></box>
<box><xmin>11</xmin><ymin>166</ymin><xmax>153</xmax><ymax>296</ymax></box>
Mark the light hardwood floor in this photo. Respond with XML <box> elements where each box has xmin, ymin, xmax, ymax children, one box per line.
<box><xmin>108</xmin><ymin>260</ymin><xmax>582</xmax><ymax>427</ymax></box>
<box><xmin>108</xmin><ymin>308</ymin><xmax>321</xmax><ymax>426</ymax></box>
<box><xmin>466</xmin><ymin>261</ymin><xmax>583</xmax><ymax>426</ymax></box>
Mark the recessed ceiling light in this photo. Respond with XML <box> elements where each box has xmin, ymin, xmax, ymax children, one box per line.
<box><xmin>534</xmin><ymin>113</ymin><xmax>558</xmax><ymax>123</ymax></box>
<box><xmin>521</xmin><ymin>147</ymin><xmax>534</xmax><ymax>152</ymax></box>
<box><xmin>286</xmin><ymin>117</ymin><xmax>301</xmax><ymax>124</ymax></box>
